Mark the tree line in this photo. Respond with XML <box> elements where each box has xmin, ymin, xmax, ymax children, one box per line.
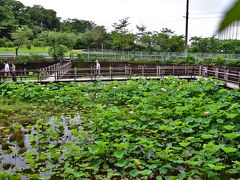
<box><xmin>1</xmin><ymin>0</ymin><xmax>240</xmax><ymax>59</ymax></box>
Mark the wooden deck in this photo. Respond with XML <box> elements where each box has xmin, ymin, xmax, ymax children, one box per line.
<box><xmin>1</xmin><ymin>63</ymin><xmax>239</xmax><ymax>89</ymax></box>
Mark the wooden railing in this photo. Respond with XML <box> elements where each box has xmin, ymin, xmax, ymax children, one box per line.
<box><xmin>39</xmin><ymin>61</ymin><xmax>72</xmax><ymax>80</ymax></box>
<box><xmin>0</xmin><ymin>65</ymin><xmax>239</xmax><ymax>87</ymax></box>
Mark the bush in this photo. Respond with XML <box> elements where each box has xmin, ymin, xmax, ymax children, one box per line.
<box><xmin>26</xmin><ymin>44</ymin><xmax>31</xmax><ymax>50</ymax></box>
<box><xmin>225</xmin><ymin>59</ymin><xmax>240</xmax><ymax>67</ymax></box>
<box><xmin>14</xmin><ymin>55</ymin><xmax>47</xmax><ymax>63</ymax></box>
<box><xmin>32</xmin><ymin>39</ymin><xmax>46</xmax><ymax>47</ymax></box>
<box><xmin>129</xmin><ymin>54</ymin><xmax>137</xmax><ymax>61</ymax></box>
<box><xmin>213</xmin><ymin>55</ymin><xmax>225</xmax><ymax>66</ymax></box>
<box><xmin>185</xmin><ymin>55</ymin><xmax>196</xmax><ymax>64</ymax></box>
<box><xmin>77</xmin><ymin>54</ymin><xmax>86</xmax><ymax>61</ymax></box>
<box><xmin>0</xmin><ymin>38</ymin><xmax>7</xmax><ymax>47</ymax></box>
<box><xmin>203</xmin><ymin>57</ymin><xmax>214</xmax><ymax>65</ymax></box>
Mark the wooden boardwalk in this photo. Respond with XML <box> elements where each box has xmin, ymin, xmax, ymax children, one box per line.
<box><xmin>1</xmin><ymin>64</ymin><xmax>239</xmax><ymax>89</ymax></box>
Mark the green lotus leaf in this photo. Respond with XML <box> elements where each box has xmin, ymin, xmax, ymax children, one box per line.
<box><xmin>179</xmin><ymin>142</ymin><xmax>190</xmax><ymax>147</ymax></box>
<box><xmin>129</xmin><ymin>169</ymin><xmax>138</xmax><ymax>177</ymax></box>
<box><xmin>222</xmin><ymin>147</ymin><xmax>237</xmax><ymax>153</ymax></box>
<box><xmin>223</xmin><ymin>132</ymin><xmax>240</xmax><ymax>139</ymax></box>
<box><xmin>88</xmin><ymin>145</ymin><xmax>99</xmax><ymax>154</ymax></box>
<box><xmin>139</xmin><ymin>169</ymin><xmax>152</xmax><ymax>176</ymax></box>
<box><xmin>115</xmin><ymin>159</ymin><xmax>128</xmax><ymax>167</ymax></box>
<box><xmin>223</xmin><ymin>125</ymin><xmax>235</xmax><ymax>131</ymax></box>
<box><xmin>201</xmin><ymin>134</ymin><xmax>212</xmax><ymax>139</ymax></box>
<box><xmin>203</xmin><ymin>142</ymin><xmax>220</xmax><ymax>152</ymax></box>
<box><xmin>114</xmin><ymin>150</ymin><xmax>124</xmax><ymax>159</ymax></box>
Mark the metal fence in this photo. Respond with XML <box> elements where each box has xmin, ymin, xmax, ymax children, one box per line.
<box><xmin>1</xmin><ymin>50</ymin><xmax>240</xmax><ymax>62</ymax></box>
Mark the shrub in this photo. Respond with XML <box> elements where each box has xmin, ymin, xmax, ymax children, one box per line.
<box><xmin>0</xmin><ymin>38</ymin><xmax>6</xmax><ymax>47</ymax></box>
<box><xmin>32</xmin><ymin>39</ymin><xmax>46</xmax><ymax>47</ymax></box>
<box><xmin>213</xmin><ymin>55</ymin><xmax>225</xmax><ymax>66</ymax></box>
<box><xmin>185</xmin><ymin>55</ymin><xmax>196</xmax><ymax>64</ymax></box>
<box><xmin>77</xmin><ymin>54</ymin><xmax>86</xmax><ymax>61</ymax></box>
<box><xmin>14</xmin><ymin>55</ymin><xmax>47</xmax><ymax>63</ymax></box>
<box><xmin>225</xmin><ymin>59</ymin><xmax>240</xmax><ymax>67</ymax></box>
<box><xmin>203</xmin><ymin>57</ymin><xmax>214</xmax><ymax>65</ymax></box>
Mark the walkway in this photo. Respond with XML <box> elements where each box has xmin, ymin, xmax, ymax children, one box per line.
<box><xmin>1</xmin><ymin>65</ymin><xmax>239</xmax><ymax>89</ymax></box>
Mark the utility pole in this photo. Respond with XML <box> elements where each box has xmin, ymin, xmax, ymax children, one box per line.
<box><xmin>184</xmin><ymin>0</ymin><xmax>189</xmax><ymax>55</ymax></box>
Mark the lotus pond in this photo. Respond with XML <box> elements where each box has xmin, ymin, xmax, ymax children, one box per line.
<box><xmin>0</xmin><ymin>78</ymin><xmax>240</xmax><ymax>179</ymax></box>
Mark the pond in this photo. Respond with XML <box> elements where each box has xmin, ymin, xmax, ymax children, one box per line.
<box><xmin>0</xmin><ymin>78</ymin><xmax>240</xmax><ymax>179</ymax></box>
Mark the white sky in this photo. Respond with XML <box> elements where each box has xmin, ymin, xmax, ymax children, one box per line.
<box><xmin>19</xmin><ymin>0</ymin><xmax>236</xmax><ymax>38</ymax></box>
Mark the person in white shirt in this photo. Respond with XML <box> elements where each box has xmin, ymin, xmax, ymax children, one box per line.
<box><xmin>96</xmin><ymin>60</ymin><xmax>101</xmax><ymax>76</ymax></box>
<box><xmin>4</xmin><ymin>61</ymin><xmax>10</xmax><ymax>77</ymax></box>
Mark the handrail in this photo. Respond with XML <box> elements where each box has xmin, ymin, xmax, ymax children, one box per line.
<box><xmin>0</xmin><ymin>65</ymin><xmax>239</xmax><ymax>87</ymax></box>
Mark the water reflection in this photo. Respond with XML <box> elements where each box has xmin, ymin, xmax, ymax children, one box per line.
<box><xmin>0</xmin><ymin>113</ymin><xmax>82</xmax><ymax>178</ymax></box>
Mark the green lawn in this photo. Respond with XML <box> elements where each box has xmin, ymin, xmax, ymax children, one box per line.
<box><xmin>0</xmin><ymin>47</ymin><xmax>83</xmax><ymax>56</ymax></box>
<box><xmin>0</xmin><ymin>46</ymin><xmax>49</xmax><ymax>53</ymax></box>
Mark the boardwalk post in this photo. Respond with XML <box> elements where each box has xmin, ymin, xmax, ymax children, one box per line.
<box><xmin>54</xmin><ymin>70</ymin><xmax>57</xmax><ymax>81</ymax></box>
<box><xmin>24</xmin><ymin>68</ymin><xmax>27</xmax><ymax>80</ymax></box>
<box><xmin>224</xmin><ymin>69</ymin><xmax>229</xmax><ymax>81</ymax></box>
<box><xmin>238</xmin><ymin>72</ymin><xmax>240</xmax><ymax>87</ymax></box>
<box><xmin>74</xmin><ymin>67</ymin><xmax>77</xmax><ymax>80</ymax></box>
<box><xmin>173</xmin><ymin>65</ymin><xmax>175</xmax><ymax>76</ymax></box>
<box><xmin>199</xmin><ymin>66</ymin><xmax>202</xmax><ymax>76</ymax></box>
<box><xmin>142</xmin><ymin>66</ymin><xmax>144</xmax><ymax>76</ymax></box>
<box><xmin>215</xmin><ymin>68</ymin><xmax>219</xmax><ymax>78</ymax></box>
<box><xmin>159</xmin><ymin>66</ymin><xmax>161</xmax><ymax>77</ymax></box>
<box><xmin>129</xmin><ymin>67</ymin><xmax>132</xmax><ymax>79</ymax></box>
<box><xmin>90</xmin><ymin>67</ymin><xmax>93</xmax><ymax>80</ymax></box>
<box><xmin>109</xmin><ymin>66</ymin><xmax>112</xmax><ymax>79</ymax></box>
<box><xmin>203</xmin><ymin>67</ymin><xmax>208</xmax><ymax>77</ymax></box>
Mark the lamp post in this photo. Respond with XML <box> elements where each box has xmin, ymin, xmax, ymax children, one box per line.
<box><xmin>184</xmin><ymin>0</ymin><xmax>189</xmax><ymax>55</ymax></box>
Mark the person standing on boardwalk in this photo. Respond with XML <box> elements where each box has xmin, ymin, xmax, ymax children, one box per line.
<box><xmin>4</xmin><ymin>61</ymin><xmax>10</xmax><ymax>77</ymax></box>
<box><xmin>11</xmin><ymin>62</ymin><xmax>17</xmax><ymax>82</ymax></box>
<box><xmin>96</xmin><ymin>60</ymin><xmax>101</xmax><ymax>76</ymax></box>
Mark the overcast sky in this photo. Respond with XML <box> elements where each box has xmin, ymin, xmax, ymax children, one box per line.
<box><xmin>19</xmin><ymin>0</ymin><xmax>236</xmax><ymax>38</ymax></box>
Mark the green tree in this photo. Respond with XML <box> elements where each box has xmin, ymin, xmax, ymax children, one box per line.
<box><xmin>135</xmin><ymin>24</ymin><xmax>153</xmax><ymax>51</ymax></box>
<box><xmin>169</xmin><ymin>35</ymin><xmax>184</xmax><ymax>52</ymax></box>
<box><xmin>11</xmin><ymin>26</ymin><xmax>33</xmax><ymax>56</ymax></box>
<box><xmin>88</xmin><ymin>26</ymin><xmax>109</xmax><ymax>49</ymax></box>
<box><xmin>152</xmin><ymin>31</ymin><xmax>170</xmax><ymax>52</ymax></box>
<box><xmin>26</xmin><ymin>5</ymin><xmax>60</xmax><ymax>33</ymax></box>
<box><xmin>0</xmin><ymin>0</ymin><xmax>17</xmax><ymax>38</ymax></box>
<box><xmin>61</xmin><ymin>18</ymin><xmax>95</xmax><ymax>33</ymax></box>
<box><xmin>111</xmin><ymin>17</ymin><xmax>135</xmax><ymax>50</ymax></box>
<box><xmin>189</xmin><ymin>36</ymin><xmax>221</xmax><ymax>53</ymax></box>
<box><xmin>42</xmin><ymin>31</ymin><xmax>76</xmax><ymax>60</ymax></box>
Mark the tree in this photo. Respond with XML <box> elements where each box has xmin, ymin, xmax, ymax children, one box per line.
<box><xmin>0</xmin><ymin>1</ymin><xmax>17</xmax><ymax>38</ymax></box>
<box><xmin>11</xmin><ymin>26</ymin><xmax>33</xmax><ymax>56</ymax></box>
<box><xmin>169</xmin><ymin>35</ymin><xmax>184</xmax><ymax>52</ymax></box>
<box><xmin>111</xmin><ymin>17</ymin><xmax>135</xmax><ymax>50</ymax></box>
<box><xmin>88</xmin><ymin>26</ymin><xmax>109</xmax><ymax>49</ymax></box>
<box><xmin>136</xmin><ymin>24</ymin><xmax>147</xmax><ymax>35</ymax></box>
<box><xmin>152</xmin><ymin>31</ymin><xmax>170</xmax><ymax>52</ymax></box>
<box><xmin>61</xmin><ymin>19</ymin><xmax>95</xmax><ymax>33</ymax></box>
<box><xmin>112</xmin><ymin>17</ymin><xmax>130</xmax><ymax>35</ymax></box>
<box><xmin>42</xmin><ymin>31</ymin><xmax>76</xmax><ymax>60</ymax></box>
<box><xmin>26</xmin><ymin>5</ymin><xmax>60</xmax><ymax>33</ymax></box>
<box><xmin>135</xmin><ymin>24</ymin><xmax>152</xmax><ymax>51</ymax></box>
<box><xmin>189</xmin><ymin>36</ymin><xmax>221</xmax><ymax>53</ymax></box>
